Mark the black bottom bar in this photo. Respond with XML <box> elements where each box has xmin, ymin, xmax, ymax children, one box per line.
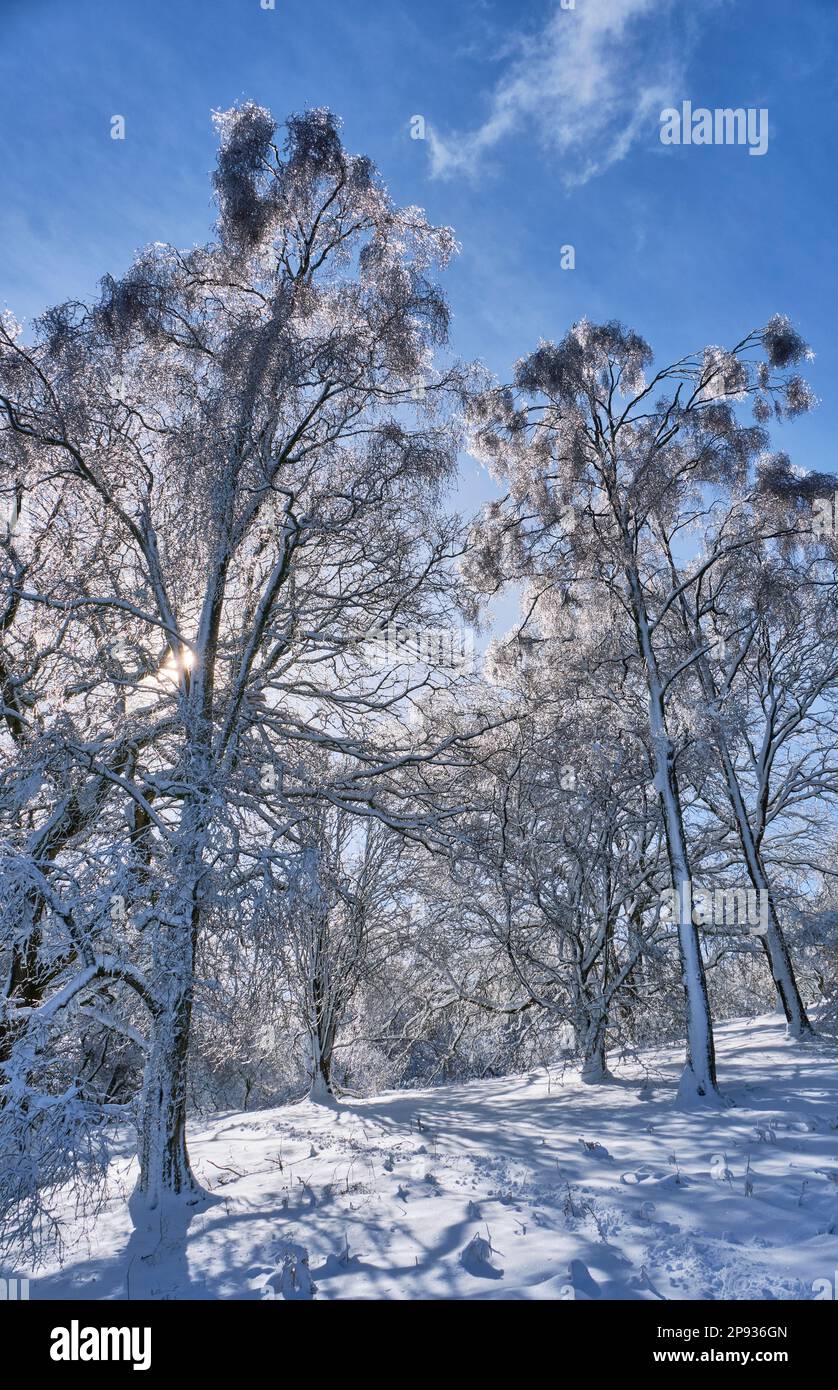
<box><xmin>6</xmin><ymin>1296</ymin><xmax>829</xmax><ymax>1376</ymax></box>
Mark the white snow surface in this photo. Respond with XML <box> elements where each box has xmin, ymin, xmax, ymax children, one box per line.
<box><xmin>32</xmin><ymin>1015</ymin><xmax>838</xmax><ymax>1300</ymax></box>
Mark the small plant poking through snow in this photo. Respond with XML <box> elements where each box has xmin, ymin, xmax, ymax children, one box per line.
<box><xmin>562</xmin><ymin>1184</ymin><xmax>582</xmax><ymax>1219</ymax></box>
<box><xmin>578</xmin><ymin>1136</ymin><xmax>610</xmax><ymax>1158</ymax></box>
<box><xmin>264</xmin><ymin>1245</ymin><xmax>316</xmax><ymax>1300</ymax></box>
<box><xmin>460</xmin><ymin>1230</ymin><xmax>503</xmax><ymax>1279</ymax></box>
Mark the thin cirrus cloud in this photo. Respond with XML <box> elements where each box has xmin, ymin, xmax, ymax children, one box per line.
<box><xmin>427</xmin><ymin>0</ymin><xmax>690</xmax><ymax>187</ymax></box>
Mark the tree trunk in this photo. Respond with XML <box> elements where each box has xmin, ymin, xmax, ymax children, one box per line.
<box><xmin>757</xmin><ymin>906</ymin><xmax>813</xmax><ymax>1038</ymax></box>
<box><xmin>309</xmin><ymin>1038</ymin><xmax>334</xmax><ymax>1102</ymax></box>
<box><xmin>306</xmin><ymin>894</ymin><xmax>339</xmax><ymax>1101</ymax></box>
<box><xmin>134</xmin><ymin>902</ymin><xmax>201</xmax><ymax>1209</ymax></box>
<box><xmin>626</xmin><ymin>566</ymin><xmax>720</xmax><ymax>1100</ymax></box>
<box><xmin>580</xmin><ymin>1011</ymin><xmax>610</xmax><ymax>1084</ymax></box>
<box><xmin>684</xmin><ymin>602</ymin><xmax>813</xmax><ymax>1039</ymax></box>
<box><xmin>308</xmin><ymin>977</ymin><xmax>337</xmax><ymax>1101</ymax></box>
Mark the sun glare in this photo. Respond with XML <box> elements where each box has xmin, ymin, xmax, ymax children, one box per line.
<box><xmin>157</xmin><ymin>646</ymin><xmax>197</xmax><ymax>685</ymax></box>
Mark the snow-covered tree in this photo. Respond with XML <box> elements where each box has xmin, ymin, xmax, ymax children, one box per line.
<box><xmin>0</xmin><ymin>102</ymin><xmax>471</xmax><ymax>1215</ymax></box>
<box><xmin>464</xmin><ymin>317</ymin><xmax>816</xmax><ymax>1098</ymax></box>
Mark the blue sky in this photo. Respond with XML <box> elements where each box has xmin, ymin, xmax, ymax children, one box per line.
<box><xmin>2</xmin><ymin>0</ymin><xmax>836</xmax><ymax>514</ymax></box>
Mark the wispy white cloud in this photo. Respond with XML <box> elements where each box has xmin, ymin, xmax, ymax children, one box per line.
<box><xmin>427</xmin><ymin>0</ymin><xmax>688</xmax><ymax>186</ymax></box>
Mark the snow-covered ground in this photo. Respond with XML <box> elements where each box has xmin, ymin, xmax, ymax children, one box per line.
<box><xmin>32</xmin><ymin>1015</ymin><xmax>838</xmax><ymax>1300</ymax></box>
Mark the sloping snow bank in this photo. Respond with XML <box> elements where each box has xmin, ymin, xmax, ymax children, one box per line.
<box><xmin>29</xmin><ymin>1015</ymin><xmax>838</xmax><ymax>1300</ymax></box>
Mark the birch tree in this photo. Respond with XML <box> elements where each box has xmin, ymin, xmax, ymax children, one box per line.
<box><xmin>464</xmin><ymin>317</ymin><xmax>816</xmax><ymax>1099</ymax></box>
<box><xmin>684</xmin><ymin>543</ymin><xmax>838</xmax><ymax>1033</ymax></box>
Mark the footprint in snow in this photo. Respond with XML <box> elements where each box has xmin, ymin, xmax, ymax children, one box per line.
<box><xmin>621</xmin><ymin>1166</ymin><xmax>663</xmax><ymax>1185</ymax></box>
<box><xmin>566</xmin><ymin>1258</ymin><xmax>601</xmax><ymax>1300</ymax></box>
<box><xmin>316</xmin><ymin>1251</ymin><xmax>363</xmax><ymax>1278</ymax></box>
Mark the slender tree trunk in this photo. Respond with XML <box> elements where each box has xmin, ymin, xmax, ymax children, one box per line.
<box><xmin>752</xmin><ymin>865</ymin><xmax>812</xmax><ymax>1038</ymax></box>
<box><xmin>308</xmin><ymin>955</ymin><xmax>337</xmax><ymax>1100</ymax></box>
<box><xmin>716</xmin><ymin>763</ymin><xmax>812</xmax><ymax>1036</ymax></box>
<box><xmin>578</xmin><ymin>918</ymin><xmax>612</xmax><ymax>1083</ymax></box>
<box><xmin>678</xmin><ymin>598</ymin><xmax>814</xmax><ymax>1038</ymax></box>
<box><xmin>626</xmin><ymin>566</ymin><xmax>720</xmax><ymax>1099</ymax></box>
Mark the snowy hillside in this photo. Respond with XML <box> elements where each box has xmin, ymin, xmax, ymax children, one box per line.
<box><xmin>33</xmin><ymin>1015</ymin><xmax>838</xmax><ymax>1301</ymax></box>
